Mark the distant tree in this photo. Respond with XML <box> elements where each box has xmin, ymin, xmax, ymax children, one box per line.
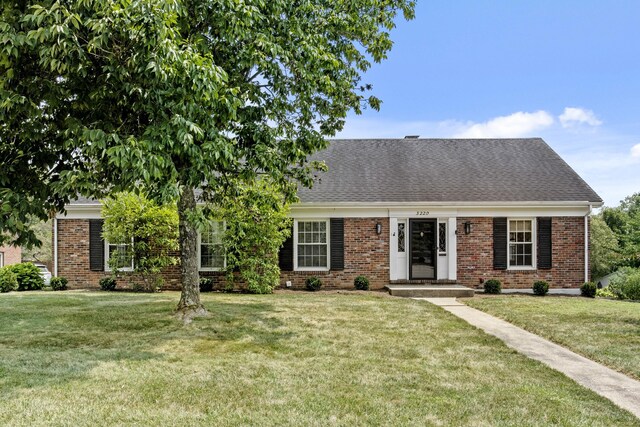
<box><xmin>102</xmin><ymin>193</ymin><xmax>178</xmax><ymax>291</ymax></box>
<box><xmin>590</xmin><ymin>215</ymin><xmax>620</xmax><ymax>279</ymax></box>
<box><xmin>602</xmin><ymin>192</ymin><xmax>640</xmax><ymax>268</ymax></box>
<box><xmin>219</xmin><ymin>178</ymin><xmax>292</xmax><ymax>294</ymax></box>
<box><xmin>21</xmin><ymin>219</ymin><xmax>52</xmax><ymax>265</ymax></box>
<box><xmin>1</xmin><ymin>0</ymin><xmax>414</xmax><ymax>318</ymax></box>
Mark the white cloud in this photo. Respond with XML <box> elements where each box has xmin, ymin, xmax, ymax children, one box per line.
<box><xmin>559</xmin><ymin>107</ymin><xmax>602</xmax><ymax>128</ymax></box>
<box><xmin>453</xmin><ymin>111</ymin><xmax>554</xmax><ymax>138</ymax></box>
<box><xmin>631</xmin><ymin>143</ymin><xmax>640</xmax><ymax>158</ymax></box>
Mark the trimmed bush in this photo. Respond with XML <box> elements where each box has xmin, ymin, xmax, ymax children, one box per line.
<box><xmin>608</xmin><ymin>268</ymin><xmax>640</xmax><ymax>301</ymax></box>
<box><xmin>9</xmin><ymin>263</ymin><xmax>45</xmax><ymax>291</ymax></box>
<box><xmin>200</xmin><ymin>277</ymin><xmax>214</xmax><ymax>293</ymax></box>
<box><xmin>533</xmin><ymin>280</ymin><xmax>549</xmax><ymax>296</ymax></box>
<box><xmin>580</xmin><ymin>282</ymin><xmax>597</xmax><ymax>298</ymax></box>
<box><xmin>305</xmin><ymin>276</ymin><xmax>322</xmax><ymax>292</ymax></box>
<box><xmin>0</xmin><ymin>267</ymin><xmax>18</xmax><ymax>293</ymax></box>
<box><xmin>99</xmin><ymin>277</ymin><xmax>117</xmax><ymax>291</ymax></box>
<box><xmin>50</xmin><ymin>276</ymin><xmax>68</xmax><ymax>291</ymax></box>
<box><xmin>354</xmin><ymin>275</ymin><xmax>370</xmax><ymax>290</ymax></box>
<box><xmin>483</xmin><ymin>279</ymin><xmax>502</xmax><ymax>294</ymax></box>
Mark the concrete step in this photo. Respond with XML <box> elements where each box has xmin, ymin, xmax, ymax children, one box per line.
<box><xmin>385</xmin><ymin>284</ymin><xmax>475</xmax><ymax>298</ymax></box>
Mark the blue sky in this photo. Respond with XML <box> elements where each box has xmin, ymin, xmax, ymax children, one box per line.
<box><xmin>335</xmin><ymin>1</ymin><xmax>640</xmax><ymax>207</ymax></box>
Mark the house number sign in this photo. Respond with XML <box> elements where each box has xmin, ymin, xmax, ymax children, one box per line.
<box><xmin>416</xmin><ymin>211</ymin><xmax>430</xmax><ymax>216</ymax></box>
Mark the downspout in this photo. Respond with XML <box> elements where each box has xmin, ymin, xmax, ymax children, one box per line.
<box><xmin>584</xmin><ymin>204</ymin><xmax>591</xmax><ymax>283</ymax></box>
<box><xmin>53</xmin><ymin>217</ymin><xmax>58</xmax><ymax>277</ymax></box>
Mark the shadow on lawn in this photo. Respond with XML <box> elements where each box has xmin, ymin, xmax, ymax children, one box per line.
<box><xmin>0</xmin><ymin>293</ymin><xmax>291</xmax><ymax>396</ymax></box>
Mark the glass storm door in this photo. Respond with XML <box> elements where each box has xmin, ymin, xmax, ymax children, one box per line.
<box><xmin>410</xmin><ymin>220</ymin><xmax>436</xmax><ymax>280</ymax></box>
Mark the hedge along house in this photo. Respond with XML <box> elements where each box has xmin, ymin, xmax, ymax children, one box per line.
<box><xmin>54</xmin><ymin>138</ymin><xmax>602</xmax><ymax>290</ymax></box>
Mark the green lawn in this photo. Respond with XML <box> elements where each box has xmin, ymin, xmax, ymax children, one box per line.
<box><xmin>0</xmin><ymin>291</ymin><xmax>637</xmax><ymax>426</ymax></box>
<box><xmin>463</xmin><ymin>295</ymin><xmax>640</xmax><ymax>381</ymax></box>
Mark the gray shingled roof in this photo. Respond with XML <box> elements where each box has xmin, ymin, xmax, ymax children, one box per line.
<box><xmin>297</xmin><ymin>138</ymin><xmax>602</xmax><ymax>204</ymax></box>
<box><xmin>69</xmin><ymin>138</ymin><xmax>602</xmax><ymax>205</ymax></box>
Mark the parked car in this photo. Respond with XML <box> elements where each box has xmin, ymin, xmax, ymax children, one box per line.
<box><xmin>33</xmin><ymin>263</ymin><xmax>52</xmax><ymax>286</ymax></box>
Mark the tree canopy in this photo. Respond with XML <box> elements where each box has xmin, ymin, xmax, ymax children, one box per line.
<box><xmin>1</xmin><ymin>0</ymin><xmax>415</xmax><ymax>316</ymax></box>
<box><xmin>602</xmin><ymin>192</ymin><xmax>640</xmax><ymax>268</ymax></box>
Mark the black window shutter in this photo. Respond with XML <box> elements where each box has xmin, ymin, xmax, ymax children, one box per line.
<box><xmin>89</xmin><ymin>219</ymin><xmax>105</xmax><ymax>271</ymax></box>
<box><xmin>537</xmin><ymin>217</ymin><xmax>552</xmax><ymax>269</ymax></box>
<box><xmin>278</xmin><ymin>228</ymin><xmax>294</xmax><ymax>271</ymax></box>
<box><xmin>330</xmin><ymin>218</ymin><xmax>344</xmax><ymax>270</ymax></box>
<box><xmin>493</xmin><ymin>218</ymin><xmax>507</xmax><ymax>270</ymax></box>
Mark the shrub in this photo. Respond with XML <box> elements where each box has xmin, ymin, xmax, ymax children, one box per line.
<box><xmin>608</xmin><ymin>268</ymin><xmax>640</xmax><ymax>301</ymax></box>
<box><xmin>305</xmin><ymin>276</ymin><xmax>322</xmax><ymax>292</ymax></box>
<box><xmin>9</xmin><ymin>263</ymin><xmax>45</xmax><ymax>291</ymax></box>
<box><xmin>0</xmin><ymin>267</ymin><xmax>18</xmax><ymax>293</ymax></box>
<box><xmin>596</xmin><ymin>287</ymin><xmax>615</xmax><ymax>298</ymax></box>
<box><xmin>200</xmin><ymin>277</ymin><xmax>214</xmax><ymax>293</ymax></box>
<box><xmin>580</xmin><ymin>282</ymin><xmax>597</xmax><ymax>298</ymax></box>
<box><xmin>131</xmin><ymin>282</ymin><xmax>145</xmax><ymax>292</ymax></box>
<box><xmin>483</xmin><ymin>279</ymin><xmax>502</xmax><ymax>294</ymax></box>
<box><xmin>623</xmin><ymin>274</ymin><xmax>640</xmax><ymax>301</ymax></box>
<box><xmin>99</xmin><ymin>277</ymin><xmax>117</xmax><ymax>291</ymax></box>
<box><xmin>533</xmin><ymin>280</ymin><xmax>549</xmax><ymax>296</ymax></box>
<box><xmin>354</xmin><ymin>275</ymin><xmax>370</xmax><ymax>290</ymax></box>
<box><xmin>50</xmin><ymin>276</ymin><xmax>68</xmax><ymax>291</ymax></box>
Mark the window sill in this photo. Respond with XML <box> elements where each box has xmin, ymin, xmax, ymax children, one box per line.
<box><xmin>199</xmin><ymin>268</ymin><xmax>224</xmax><ymax>272</ymax></box>
<box><xmin>507</xmin><ymin>267</ymin><xmax>537</xmax><ymax>271</ymax></box>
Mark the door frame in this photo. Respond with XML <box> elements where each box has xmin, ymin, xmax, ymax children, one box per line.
<box><xmin>409</xmin><ymin>219</ymin><xmax>437</xmax><ymax>280</ymax></box>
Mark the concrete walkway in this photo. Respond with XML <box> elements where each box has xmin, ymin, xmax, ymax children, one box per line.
<box><xmin>419</xmin><ymin>298</ymin><xmax>640</xmax><ymax>419</ymax></box>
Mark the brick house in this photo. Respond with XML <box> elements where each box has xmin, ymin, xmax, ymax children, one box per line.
<box><xmin>54</xmin><ymin>138</ymin><xmax>602</xmax><ymax>290</ymax></box>
<box><xmin>0</xmin><ymin>244</ymin><xmax>21</xmax><ymax>267</ymax></box>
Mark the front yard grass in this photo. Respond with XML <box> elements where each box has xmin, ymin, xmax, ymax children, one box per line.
<box><xmin>0</xmin><ymin>291</ymin><xmax>638</xmax><ymax>426</ymax></box>
<box><xmin>463</xmin><ymin>295</ymin><xmax>640</xmax><ymax>380</ymax></box>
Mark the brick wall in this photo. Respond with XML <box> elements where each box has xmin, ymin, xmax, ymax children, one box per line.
<box><xmin>57</xmin><ymin>219</ymin><xmax>185</xmax><ymax>289</ymax></box>
<box><xmin>0</xmin><ymin>244</ymin><xmax>21</xmax><ymax>266</ymax></box>
<box><xmin>457</xmin><ymin>216</ymin><xmax>587</xmax><ymax>288</ymax></box>
<box><xmin>280</xmin><ymin>217</ymin><xmax>390</xmax><ymax>289</ymax></box>
<box><xmin>58</xmin><ymin>216</ymin><xmax>588</xmax><ymax>290</ymax></box>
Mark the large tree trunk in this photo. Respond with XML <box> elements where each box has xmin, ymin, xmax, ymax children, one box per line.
<box><xmin>176</xmin><ymin>186</ymin><xmax>207</xmax><ymax>321</ymax></box>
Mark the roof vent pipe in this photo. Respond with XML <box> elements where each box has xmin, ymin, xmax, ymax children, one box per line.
<box><xmin>404</xmin><ymin>135</ymin><xmax>420</xmax><ymax>139</ymax></box>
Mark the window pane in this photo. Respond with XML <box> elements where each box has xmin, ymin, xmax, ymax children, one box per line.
<box><xmin>109</xmin><ymin>244</ymin><xmax>133</xmax><ymax>269</ymax></box>
<box><xmin>438</xmin><ymin>223</ymin><xmax>447</xmax><ymax>252</ymax></box>
<box><xmin>200</xmin><ymin>222</ymin><xmax>224</xmax><ymax>269</ymax></box>
<box><xmin>296</xmin><ymin>221</ymin><xmax>329</xmax><ymax>268</ymax></box>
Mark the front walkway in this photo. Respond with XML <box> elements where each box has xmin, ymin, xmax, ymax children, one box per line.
<box><xmin>419</xmin><ymin>298</ymin><xmax>640</xmax><ymax>419</ymax></box>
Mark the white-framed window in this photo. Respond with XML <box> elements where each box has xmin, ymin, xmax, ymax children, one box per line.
<box><xmin>0</xmin><ymin>252</ymin><xmax>4</xmax><ymax>267</ymax></box>
<box><xmin>105</xmin><ymin>239</ymin><xmax>134</xmax><ymax>272</ymax></box>
<box><xmin>294</xmin><ymin>219</ymin><xmax>330</xmax><ymax>271</ymax></box>
<box><xmin>508</xmin><ymin>219</ymin><xmax>536</xmax><ymax>269</ymax></box>
<box><xmin>198</xmin><ymin>221</ymin><xmax>225</xmax><ymax>271</ymax></box>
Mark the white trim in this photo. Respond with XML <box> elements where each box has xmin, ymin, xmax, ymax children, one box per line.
<box><xmin>59</xmin><ymin>202</ymin><xmax>599</xmax><ymax>220</ymax></box>
<box><xmin>292</xmin><ymin>200</ymin><xmax>602</xmax><ymax>208</ymax></box>
<box><xmin>447</xmin><ymin>217</ymin><xmax>457</xmax><ymax>281</ymax></box>
<box><xmin>585</xmin><ymin>206</ymin><xmax>591</xmax><ymax>283</ymax></box>
<box><xmin>53</xmin><ymin>218</ymin><xmax>58</xmax><ymax>276</ymax></box>
<box><xmin>104</xmin><ymin>239</ymin><xmax>134</xmax><ymax>272</ymax></box>
<box><xmin>389</xmin><ymin>217</ymin><xmax>398</xmax><ymax>280</ymax></box>
<box><xmin>507</xmin><ymin>218</ymin><xmax>537</xmax><ymax>270</ymax></box>
<box><xmin>292</xmin><ymin>206</ymin><xmax>592</xmax><ymax>219</ymax></box>
<box><xmin>293</xmin><ymin>219</ymin><xmax>330</xmax><ymax>272</ymax></box>
<box><xmin>0</xmin><ymin>252</ymin><xmax>4</xmax><ymax>268</ymax></box>
<box><xmin>197</xmin><ymin>221</ymin><xmax>226</xmax><ymax>272</ymax></box>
